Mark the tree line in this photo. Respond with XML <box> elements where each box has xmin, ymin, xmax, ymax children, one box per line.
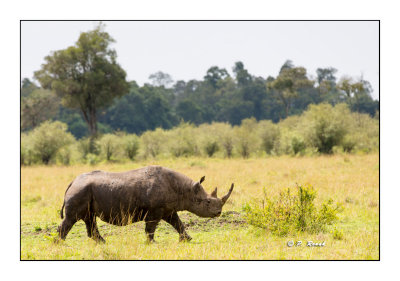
<box><xmin>21</xmin><ymin>24</ymin><xmax>379</xmax><ymax>142</ymax></box>
<box><xmin>21</xmin><ymin>103</ymin><xmax>379</xmax><ymax>166</ymax></box>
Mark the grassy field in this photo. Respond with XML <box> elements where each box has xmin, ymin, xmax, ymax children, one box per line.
<box><xmin>21</xmin><ymin>153</ymin><xmax>379</xmax><ymax>260</ymax></box>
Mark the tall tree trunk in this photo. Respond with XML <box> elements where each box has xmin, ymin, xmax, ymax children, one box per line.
<box><xmin>88</xmin><ymin>108</ymin><xmax>98</xmax><ymax>154</ymax></box>
<box><xmin>80</xmin><ymin>104</ymin><xmax>98</xmax><ymax>154</ymax></box>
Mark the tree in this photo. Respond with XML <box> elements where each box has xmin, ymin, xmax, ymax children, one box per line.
<box><xmin>268</xmin><ymin>65</ymin><xmax>314</xmax><ymax>118</ymax></box>
<box><xmin>337</xmin><ymin>76</ymin><xmax>354</xmax><ymax>107</ymax></box>
<box><xmin>21</xmin><ymin>78</ymin><xmax>38</xmax><ymax>98</ymax></box>
<box><xmin>21</xmin><ymin>89</ymin><xmax>59</xmax><ymax>130</ymax></box>
<box><xmin>279</xmin><ymin>59</ymin><xmax>294</xmax><ymax>74</ymax></box>
<box><xmin>233</xmin><ymin>61</ymin><xmax>252</xmax><ymax>87</ymax></box>
<box><xmin>173</xmin><ymin>80</ymin><xmax>187</xmax><ymax>100</ymax></box>
<box><xmin>337</xmin><ymin>76</ymin><xmax>377</xmax><ymax>116</ymax></box>
<box><xmin>242</xmin><ymin>77</ymin><xmax>267</xmax><ymax>120</ymax></box>
<box><xmin>149</xmin><ymin>71</ymin><xmax>173</xmax><ymax>87</ymax></box>
<box><xmin>176</xmin><ymin>99</ymin><xmax>204</xmax><ymax>124</ymax></box>
<box><xmin>316</xmin><ymin>68</ymin><xmax>337</xmax><ymax>98</ymax></box>
<box><xmin>315</xmin><ymin>67</ymin><xmax>346</xmax><ymax>105</ymax></box>
<box><xmin>100</xmin><ymin>82</ymin><xmax>177</xmax><ymax>134</ymax></box>
<box><xmin>316</xmin><ymin>67</ymin><xmax>337</xmax><ymax>85</ymax></box>
<box><xmin>204</xmin><ymin>66</ymin><xmax>230</xmax><ymax>89</ymax></box>
<box><xmin>56</xmin><ymin>107</ymin><xmax>89</xmax><ymax>139</ymax></box>
<box><xmin>217</xmin><ymin>98</ymin><xmax>254</xmax><ymax>125</ymax></box>
<box><xmin>34</xmin><ymin>23</ymin><xmax>129</xmax><ymax>142</ymax></box>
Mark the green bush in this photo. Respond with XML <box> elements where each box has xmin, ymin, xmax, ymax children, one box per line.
<box><xmin>235</xmin><ymin>118</ymin><xmax>259</xmax><ymax>158</ymax></box>
<box><xmin>167</xmin><ymin>123</ymin><xmax>199</xmax><ymax>157</ymax></box>
<box><xmin>331</xmin><ymin>227</ymin><xmax>344</xmax><ymax>240</ymax></box>
<box><xmin>140</xmin><ymin>128</ymin><xmax>167</xmax><ymax>158</ymax></box>
<box><xmin>29</xmin><ymin>121</ymin><xmax>75</xmax><ymax>164</ymax></box>
<box><xmin>301</xmin><ymin>103</ymin><xmax>350</xmax><ymax>154</ymax></box>
<box><xmin>213</xmin><ymin>123</ymin><xmax>234</xmax><ymax>158</ymax></box>
<box><xmin>347</xmin><ymin>112</ymin><xmax>379</xmax><ymax>153</ymax></box>
<box><xmin>198</xmin><ymin>123</ymin><xmax>225</xmax><ymax>157</ymax></box>
<box><xmin>57</xmin><ymin>145</ymin><xmax>72</xmax><ymax>165</ymax></box>
<box><xmin>272</xmin><ymin>115</ymin><xmax>303</xmax><ymax>155</ymax></box>
<box><xmin>243</xmin><ymin>184</ymin><xmax>341</xmax><ymax>236</ymax></box>
<box><xmin>341</xmin><ymin>135</ymin><xmax>357</xmax><ymax>153</ymax></box>
<box><xmin>78</xmin><ymin>137</ymin><xmax>100</xmax><ymax>160</ymax></box>
<box><xmin>124</xmin><ymin>134</ymin><xmax>140</xmax><ymax>161</ymax></box>
<box><xmin>204</xmin><ymin>140</ymin><xmax>219</xmax><ymax>157</ymax></box>
<box><xmin>21</xmin><ymin>133</ymin><xmax>36</xmax><ymax>165</ymax></box>
<box><xmin>258</xmin><ymin>120</ymin><xmax>280</xmax><ymax>155</ymax></box>
<box><xmin>98</xmin><ymin>134</ymin><xmax>120</xmax><ymax>161</ymax></box>
<box><xmin>86</xmin><ymin>153</ymin><xmax>99</xmax><ymax>165</ymax></box>
<box><xmin>291</xmin><ymin>136</ymin><xmax>306</xmax><ymax>155</ymax></box>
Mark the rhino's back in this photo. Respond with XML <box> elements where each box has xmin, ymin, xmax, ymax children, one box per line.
<box><xmin>84</xmin><ymin>166</ymin><xmax>182</xmax><ymax>220</ymax></box>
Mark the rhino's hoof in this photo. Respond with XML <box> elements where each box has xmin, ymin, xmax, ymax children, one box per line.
<box><xmin>179</xmin><ymin>235</ymin><xmax>192</xmax><ymax>242</ymax></box>
<box><xmin>94</xmin><ymin>236</ymin><xmax>106</xmax><ymax>243</ymax></box>
<box><xmin>53</xmin><ymin>237</ymin><xmax>63</xmax><ymax>244</ymax></box>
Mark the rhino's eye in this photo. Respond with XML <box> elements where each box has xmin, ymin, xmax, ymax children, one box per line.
<box><xmin>207</xmin><ymin>199</ymin><xmax>211</xmax><ymax>204</ymax></box>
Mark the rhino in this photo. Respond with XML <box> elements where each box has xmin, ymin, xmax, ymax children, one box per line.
<box><xmin>58</xmin><ymin>165</ymin><xmax>234</xmax><ymax>243</ymax></box>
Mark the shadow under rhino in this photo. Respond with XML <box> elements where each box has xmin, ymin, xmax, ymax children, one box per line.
<box><xmin>57</xmin><ymin>165</ymin><xmax>234</xmax><ymax>243</ymax></box>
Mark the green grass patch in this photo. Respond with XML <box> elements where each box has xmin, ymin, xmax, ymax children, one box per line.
<box><xmin>243</xmin><ymin>184</ymin><xmax>342</xmax><ymax>236</ymax></box>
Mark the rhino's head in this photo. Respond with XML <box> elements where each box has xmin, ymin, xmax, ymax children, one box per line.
<box><xmin>188</xmin><ymin>176</ymin><xmax>234</xmax><ymax>218</ymax></box>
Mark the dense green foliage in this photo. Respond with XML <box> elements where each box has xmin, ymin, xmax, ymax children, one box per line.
<box><xmin>21</xmin><ymin>103</ymin><xmax>378</xmax><ymax>165</ymax></box>
<box><xmin>243</xmin><ymin>184</ymin><xmax>341</xmax><ymax>236</ymax></box>
<box><xmin>22</xmin><ymin>57</ymin><xmax>378</xmax><ymax>140</ymax></box>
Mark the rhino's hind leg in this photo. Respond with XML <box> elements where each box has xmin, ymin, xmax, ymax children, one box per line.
<box><xmin>163</xmin><ymin>212</ymin><xmax>192</xmax><ymax>242</ymax></box>
<box><xmin>84</xmin><ymin>213</ymin><xmax>105</xmax><ymax>243</ymax></box>
<box><xmin>145</xmin><ymin>220</ymin><xmax>160</xmax><ymax>242</ymax></box>
<box><xmin>145</xmin><ymin>219</ymin><xmax>160</xmax><ymax>243</ymax></box>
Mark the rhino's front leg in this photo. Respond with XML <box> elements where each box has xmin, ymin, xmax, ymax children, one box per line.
<box><xmin>163</xmin><ymin>212</ymin><xmax>192</xmax><ymax>242</ymax></box>
<box><xmin>84</xmin><ymin>213</ymin><xmax>105</xmax><ymax>243</ymax></box>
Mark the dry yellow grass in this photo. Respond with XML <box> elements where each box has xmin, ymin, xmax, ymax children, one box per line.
<box><xmin>21</xmin><ymin>153</ymin><xmax>379</xmax><ymax>260</ymax></box>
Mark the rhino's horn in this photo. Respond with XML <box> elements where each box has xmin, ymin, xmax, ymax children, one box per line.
<box><xmin>221</xmin><ymin>183</ymin><xmax>234</xmax><ymax>205</ymax></box>
<box><xmin>211</xmin><ymin>187</ymin><xmax>218</xmax><ymax>198</ymax></box>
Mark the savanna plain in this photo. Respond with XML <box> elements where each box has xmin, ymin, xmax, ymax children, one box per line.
<box><xmin>21</xmin><ymin>153</ymin><xmax>379</xmax><ymax>260</ymax></box>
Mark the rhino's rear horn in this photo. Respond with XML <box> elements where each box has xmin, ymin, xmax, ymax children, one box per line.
<box><xmin>193</xmin><ymin>182</ymin><xmax>201</xmax><ymax>194</ymax></box>
<box><xmin>200</xmin><ymin>176</ymin><xmax>205</xmax><ymax>184</ymax></box>
<box><xmin>211</xmin><ymin>187</ymin><xmax>217</xmax><ymax>198</ymax></box>
<box><xmin>221</xmin><ymin>183</ymin><xmax>234</xmax><ymax>205</ymax></box>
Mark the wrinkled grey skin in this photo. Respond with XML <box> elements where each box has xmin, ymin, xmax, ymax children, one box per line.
<box><xmin>58</xmin><ymin>165</ymin><xmax>234</xmax><ymax>243</ymax></box>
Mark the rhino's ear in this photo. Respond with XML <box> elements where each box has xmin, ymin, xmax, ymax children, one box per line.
<box><xmin>193</xmin><ymin>182</ymin><xmax>201</xmax><ymax>194</ymax></box>
<box><xmin>199</xmin><ymin>176</ymin><xmax>205</xmax><ymax>184</ymax></box>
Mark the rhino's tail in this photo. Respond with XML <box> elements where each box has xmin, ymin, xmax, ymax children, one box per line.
<box><xmin>60</xmin><ymin>181</ymin><xmax>73</xmax><ymax>219</ymax></box>
<box><xmin>60</xmin><ymin>202</ymin><xmax>65</xmax><ymax>219</ymax></box>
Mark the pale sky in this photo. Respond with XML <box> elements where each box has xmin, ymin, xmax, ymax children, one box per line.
<box><xmin>21</xmin><ymin>21</ymin><xmax>379</xmax><ymax>99</ymax></box>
